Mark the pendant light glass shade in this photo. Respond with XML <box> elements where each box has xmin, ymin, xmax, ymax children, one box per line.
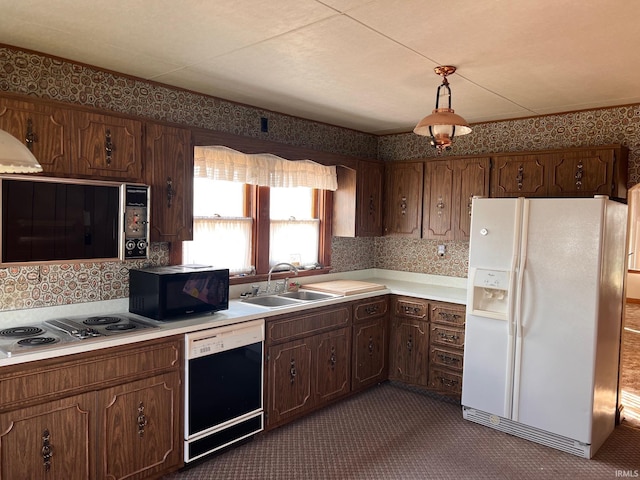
<box><xmin>0</xmin><ymin>128</ymin><xmax>43</xmax><ymax>173</ymax></box>
<box><xmin>414</xmin><ymin>66</ymin><xmax>471</xmax><ymax>152</ymax></box>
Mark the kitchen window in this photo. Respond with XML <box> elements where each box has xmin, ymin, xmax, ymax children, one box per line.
<box><xmin>183</xmin><ymin>146</ymin><xmax>336</xmax><ymax>278</ymax></box>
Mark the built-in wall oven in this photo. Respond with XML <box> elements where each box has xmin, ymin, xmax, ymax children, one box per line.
<box><xmin>184</xmin><ymin>319</ymin><xmax>264</xmax><ymax>463</ymax></box>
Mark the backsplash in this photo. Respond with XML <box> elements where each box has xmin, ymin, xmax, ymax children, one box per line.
<box><xmin>0</xmin><ymin>244</ymin><xmax>169</xmax><ymax>311</ymax></box>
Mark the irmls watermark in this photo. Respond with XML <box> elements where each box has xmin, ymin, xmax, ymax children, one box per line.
<box><xmin>615</xmin><ymin>471</ymin><xmax>639</xmax><ymax>478</ymax></box>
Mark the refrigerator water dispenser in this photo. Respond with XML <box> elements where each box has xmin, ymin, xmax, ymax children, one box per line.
<box><xmin>469</xmin><ymin>269</ymin><xmax>510</xmax><ymax>318</ymax></box>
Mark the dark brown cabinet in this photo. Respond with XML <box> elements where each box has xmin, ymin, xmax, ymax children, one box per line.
<box><xmin>97</xmin><ymin>371</ymin><xmax>181</xmax><ymax>480</ymax></box>
<box><xmin>0</xmin><ymin>337</ymin><xmax>183</xmax><ymax>480</ymax></box>
<box><xmin>383</xmin><ymin>161</ymin><xmax>423</xmax><ymax>237</ymax></box>
<box><xmin>356</xmin><ymin>160</ymin><xmax>384</xmax><ymax>236</ymax></box>
<box><xmin>333</xmin><ymin>160</ymin><xmax>384</xmax><ymax>237</ymax></box>
<box><xmin>453</xmin><ymin>157</ymin><xmax>491</xmax><ymax>239</ymax></box>
<box><xmin>491</xmin><ymin>153</ymin><xmax>547</xmax><ymax>198</ymax></box>
<box><xmin>0</xmin><ymin>97</ymin><xmax>71</xmax><ymax>175</ymax></box>
<box><xmin>266</xmin><ymin>304</ymin><xmax>351</xmax><ymax>429</ymax></box>
<box><xmin>71</xmin><ymin>111</ymin><xmax>143</xmax><ymax>181</ymax></box>
<box><xmin>0</xmin><ymin>393</ymin><xmax>93</xmax><ymax>480</ymax></box>
<box><xmin>352</xmin><ymin>297</ymin><xmax>389</xmax><ymax>392</ymax></box>
<box><xmin>428</xmin><ymin>302</ymin><xmax>465</xmax><ymax>398</ymax></box>
<box><xmin>388</xmin><ymin>296</ymin><xmax>429</xmax><ymax>386</ymax></box>
<box><xmin>491</xmin><ymin>145</ymin><xmax>628</xmax><ymax>199</ymax></box>
<box><xmin>144</xmin><ymin>122</ymin><xmax>194</xmax><ymax>242</ymax></box>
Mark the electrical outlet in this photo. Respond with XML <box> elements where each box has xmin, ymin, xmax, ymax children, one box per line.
<box><xmin>437</xmin><ymin>244</ymin><xmax>446</xmax><ymax>257</ymax></box>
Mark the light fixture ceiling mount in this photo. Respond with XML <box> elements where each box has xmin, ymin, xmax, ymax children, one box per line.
<box><xmin>413</xmin><ymin>65</ymin><xmax>472</xmax><ymax>153</ymax></box>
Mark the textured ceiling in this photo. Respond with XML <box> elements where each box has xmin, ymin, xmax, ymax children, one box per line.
<box><xmin>2</xmin><ymin>0</ymin><xmax>640</xmax><ymax>134</ymax></box>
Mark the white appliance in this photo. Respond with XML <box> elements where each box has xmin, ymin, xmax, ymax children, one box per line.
<box><xmin>461</xmin><ymin>196</ymin><xmax>627</xmax><ymax>458</ymax></box>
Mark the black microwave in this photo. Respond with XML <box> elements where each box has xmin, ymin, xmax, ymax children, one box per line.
<box><xmin>129</xmin><ymin>265</ymin><xmax>229</xmax><ymax>320</ymax></box>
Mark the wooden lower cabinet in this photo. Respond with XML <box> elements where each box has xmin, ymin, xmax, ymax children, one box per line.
<box><xmin>265</xmin><ymin>304</ymin><xmax>352</xmax><ymax>429</ymax></box>
<box><xmin>389</xmin><ymin>316</ymin><xmax>430</xmax><ymax>386</ymax></box>
<box><xmin>97</xmin><ymin>371</ymin><xmax>182</xmax><ymax>480</ymax></box>
<box><xmin>267</xmin><ymin>338</ymin><xmax>313</xmax><ymax>425</ymax></box>
<box><xmin>352</xmin><ymin>297</ymin><xmax>389</xmax><ymax>392</ymax></box>
<box><xmin>0</xmin><ymin>393</ymin><xmax>94</xmax><ymax>480</ymax></box>
<box><xmin>388</xmin><ymin>296</ymin><xmax>466</xmax><ymax>400</ymax></box>
<box><xmin>0</xmin><ymin>337</ymin><xmax>183</xmax><ymax>480</ymax></box>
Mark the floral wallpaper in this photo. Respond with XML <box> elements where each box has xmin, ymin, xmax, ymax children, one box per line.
<box><xmin>1</xmin><ymin>45</ymin><xmax>639</xmax><ymax>310</ymax></box>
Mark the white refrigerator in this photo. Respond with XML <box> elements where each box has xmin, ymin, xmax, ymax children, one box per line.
<box><xmin>461</xmin><ymin>196</ymin><xmax>627</xmax><ymax>458</ymax></box>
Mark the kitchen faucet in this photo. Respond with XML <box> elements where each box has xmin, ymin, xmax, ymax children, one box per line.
<box><xmin>267</xmin><ymin>262</ymin><xmax>299</xmax><ymax>293</ymax></box>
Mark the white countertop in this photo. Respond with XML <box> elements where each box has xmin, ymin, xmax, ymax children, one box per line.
<box><xmin>0</xmin><ymin>269</ymin><xmax>467</xmax><ymax>367</ymax></box>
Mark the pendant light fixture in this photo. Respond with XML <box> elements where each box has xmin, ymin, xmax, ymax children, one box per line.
<box><xmin>0</xmin><ymin>128</ymin><xmax>43</xmax><ymax>173</ymax></box>
<box><xmin>413</xmin><ymin>65</ymin><xmax>471</xmax><ymax>152</ymax></box>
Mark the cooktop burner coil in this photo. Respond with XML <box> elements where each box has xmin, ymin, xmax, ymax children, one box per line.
<box><xmin>0</xmin><ymin>326</ymin><xmax>45</xmax><ymax>338</ymax></box>
<box><xmin>84</xmin><ymin>316</ymin><xmax>121</xmax><ymax>326</ymax></box>
<box><xmin>105</xmin><ymin>323</ymin><xmax>136</xmax><ymax>331</ymax></box>
<box><xmin>17</xmin><ymin>337</ymin><xmax>58</xmax><ymax>347</ymax></box>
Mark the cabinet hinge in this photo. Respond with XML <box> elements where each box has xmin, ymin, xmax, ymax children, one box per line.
<box><xmin>266</xmin><ymin>354</ymin><xmax>270</xmax><ymax>362</ymax></box>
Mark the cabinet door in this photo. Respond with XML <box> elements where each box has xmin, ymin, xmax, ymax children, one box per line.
<box><xmin>547</xmin><ymin>148</ymin><xmax>614</xmax><ymax>197</ymax></box>
<box><xmin>490</xmin><ymin>154</ymin><xmax>546</xmax><ymax>197</ymax></box>
<box><xmin>313</xmin><ymin>327</ymin><xmax>351</xmax><ymax>403</ymax></box>
<box><xmin>97</xmin><ymin>372</ymin><xmax>181</xmax><ymax>480</ymax></box>
<box><xmin>453</xmin><ymin>157</ymin><xmax>490</xmax><ymax>240</ymax></box>
<box><xmin>388</xmin><ymin>317</ymin><xmax>430</xmax><ymax>386</ymax></box>
<box><xmin>0</xmin><ymin>393</ymin><xmax>93</xmax><ymax>480</ymax></box>
<box><xmin>267</xmin><ymin>339</ymin><xmax>313</xmax><ymax>426</ymax></box>
<box><xmin>356</xmin><ymin>160</ymin><xmax>384</xmax><ymax>236</ymax></box>
<box><xmin>352</xmin><ymin>317</ymin><xmax>388</xmax><ymax>391</ymax></box>
<box><xmin>72</xmin><ymin>111</ymin><xmax>143</xmax><ymax>181</ymax></box>
<box><xmin>144</xmin><ymin>122</ymin><xmax>194</xmax><ymax>242</ymax></box>
<box><xmin>383</xmin><ymin>162</ymin><xmax>423</xmax><ymax>237</ymax></box>
<box><xmin>0</xmin><ymin>97</ymin><xmax>71</xmax><ymax>175</ymax></box>
<box><xmin>423</xmin><ymin>160</ymin><xmax>454</xmax><ymax>240</ymax></box>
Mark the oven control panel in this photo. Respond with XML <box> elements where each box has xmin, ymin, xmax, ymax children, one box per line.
<box><xmin>122</xmin><ymin>184</ymin><xmax>150</xmax><ymax>260</ymax></box>
<box><xmin>187</xmin><ymin>319</ymin><xmax>264</xmax><ymax>359</ymax></box>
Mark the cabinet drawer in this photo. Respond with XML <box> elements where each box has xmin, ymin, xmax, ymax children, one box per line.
<box><xmin>430</xmin><ymin>346</ymin><xmax>463</xmax><ymax>371</ymax></box>
<box><xmin>394</xmin><ymin>297</ymin><xmax>428</xmax><ymax>319</ymax></box>
<box><xmin>430</xmin><ymin>324</ymin><xmax>464</xmax><ymax>349</ymax></box>
<box><xmin>430</xmin><ymin>303</ymin><xmax>465</xmax><ymax>326</ymax></box>
<box><xmin>267</xmin><ymin>305</ymin><xmax>351</xmax><ymax>344</ymax></box>
<box><xmin>429</xmin><ymin>367</ymin><xmax>462</xmax><ymax>395</ymax></box>
<box><xmin>353</xmin><ymin>297</ymin><xmax>388</xmax><ymax>322</ymax></box>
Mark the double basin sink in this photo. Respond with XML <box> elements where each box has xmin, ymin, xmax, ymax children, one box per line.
<box><xmin>242</xmin><ymin>290</ymin><xmax>338</xmax><ymax>308</ymax></box>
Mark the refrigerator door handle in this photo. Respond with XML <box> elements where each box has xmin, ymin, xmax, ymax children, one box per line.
<box><xmin>511</xmin><ymin>198</ymin><xmax>530</xmax><ymax>422</ymax></box>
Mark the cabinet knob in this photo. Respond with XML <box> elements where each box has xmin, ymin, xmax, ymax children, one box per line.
<box><xmin>41</xmin><ymin>428</ymin><xmax>53</xmax><ymax>471</ymax></box>
<box><xmin>516</xmin><ymin>165</ymin><xmax>524</xmax><ymax>190</ymax></box>
<box><xmin>105</xmin><ymin>129</ymin><xmax>114</xmax><ymax>165</ymax></box>
<box><xmin>575</xmin><ymin>162</ymin><xmax>583</xmax><ymax>189</ymax></box>
<box><xmin>368</xmin><ymin>336</ymin><xmax>374</xmax><ymax>355</ymax></box>
<box><xmin>25</xmin><ymin>118</ymin><xmax>36</xmax><ymax>151</ymax></box>
<box><xmin>289</xmin><ymin>359</ymin><xmax>297</xmax><ymax>384</ymax></box>
<box><xmin>400</xmin><ymin>196</ymin><xmax>407</xmax><ymax>216</ymax></box>
<box><xmin>407</xmin><ymin>333</ymin><xmax>413</xmax><ymax>352</ymax></box>
<box><xmin>166</xmin><ymin>177</ymin><xmax>176</xmax><ymax>208</ymax></box>
<box><xmin>137</xmin><ymin>401</ymin><xmax>148</xmax><ymax>437</ymax></box>
<box><xmin>329</xmin><ymin>346</ymin><xmax>337</xmax><ymax>369</ymax></box>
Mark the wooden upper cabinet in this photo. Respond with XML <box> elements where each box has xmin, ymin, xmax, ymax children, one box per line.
<box><xmin>356</xmin><ymin>160</ymin><xmax>384</xmax><ymax>236</ymax></box>
<box><xmin>423</xmin><ymin>160</ymin><xmax>454</xmax><ymax>240</ymax></box>
<box><xmin>547</xmin><ymin>148</ymin><xmax>614</xmax><ymax>197</ymax></box>
<box><xmin>72</xmin><ymin>111</ymin><xmax>143</xmax><ymax>181</ymax></box>
<box><xmin>490</xmin><ymin>145</ymin><xmax>627</xmax><ymax>200</ymax></box>
<box><xmin>0</xmin><ymin>97</ymin><xmax>71</xmax><ymax>175</ymax></box>
<box><xmin>144</xmin><ymin>122</ymin><xmax>194</xmax><ymax>243</ymax></box>
<box><xmin>490</xmin><ymin>154</ymin><xmax>546</xmax><ymax>197</ymax></box>
<box><xmin>423</xmin><ymin>157</ymin><xmax>490</xmax><ymax>241</ymax></box>
<box><xmin>333</xmin><ymin>160</ymin><xmax>384</xmax><ymax>237</ymax></box>
<box><xmin>454</xmin><ymin>157</ymin><xmax>490</xmax><ymax>240</ymax></box>
<box><xmin>383</xmin><ymin>161</ymin><xmax>423</xmax><ymax>237</ymax></box>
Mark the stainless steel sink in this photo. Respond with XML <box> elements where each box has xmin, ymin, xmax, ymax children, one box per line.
<box><xmin>241</xmin><ymin>289</ymin><xmax>339</xmax><ymax>308</ymax></box>
<box><xmin>279</xmin><ymin>290</ymin><xmax>336</xmax><ymax>301</ymax></box>
<box><xmin>242</xmin><ymin>296</ymin><xmax>301</xmax><ymax>308</ymax></box>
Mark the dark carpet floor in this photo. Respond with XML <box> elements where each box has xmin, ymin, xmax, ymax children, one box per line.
<box><xmin>165</xmin><ymin>382</ymin><xmax>640</xmax><ymax>480</ymax></box>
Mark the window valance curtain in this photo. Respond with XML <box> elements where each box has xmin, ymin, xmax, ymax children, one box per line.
<box><xmin>194</xmin><ymin>145</ymin><xmax>338</xmax><ymax>191</ymax></box>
